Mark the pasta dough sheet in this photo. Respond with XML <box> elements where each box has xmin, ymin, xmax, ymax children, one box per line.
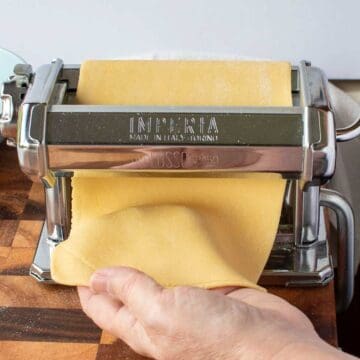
<box><xmin>76</xmin><ymin>60</ymin><xmax>292</xmax><ymax>106</ymax></box>
<box><xmin>51</xmin><ymin>60</ymin><xmax>292</xmax><ymax>288</ymax></box>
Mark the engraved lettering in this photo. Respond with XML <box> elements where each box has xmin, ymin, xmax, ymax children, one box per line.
<box><xmin>182</xmin><ymin>151</ymin><xmax>187</xmax><ymax>167</ymax></box>
<box><xmin>129</xmin><ymin>134</ymin><xmax>149</xmax><ymax>141</ymax></box>
<box><xmin>137</xmin><ymin>117</ymin><xmax>146</xmax><ymax>133</ymax></box>
<box><xmin>173</xmin><ymin>151</ymin><xmax>182</xmax><ymax>168</ymax></box>
<box><xmin>184</xmin><ymin>117</ymin><xmax>195</xmax><ymax>134</ymax></box>
<box><xmin>148</xmin><ymin>151</ymin><xmax>220</xmax><ymax>169</ymax></box>
<box><xmin>130</xmin><ymin>117</ymin><xmax>134</xmax><ymax>134</ymax></box>
<box><xmin>165</xmin><ymin>152</ymin><xmax>173</xmax><ymax>168</ymax></box>
<box><xmin>128</xmin><ymin>114</ymin><xmax>221</xmax><ymax>143</ymax></box>
<box><xmin>199</xmin><ymin>117</ymin><xmax>205</xmax><ymax>134</ymax></box>
<box><xmin>208</xmin><ymin>117</ymin><xmax>219</xmax><ymax>133</ymax></box>
<box><xmin>170</xmin><ymin>118</ymin><xmax>175</xmax><ymax>133</ymax></box>
<box><xmin>157</xmin><ymin>153</ymin><xmax>165</xmax><ymax>168</ymax></box>
<box><xmin>190</xmin><ymin>134</ymin><xmax>218</xmax><ymax>142</ymax></box>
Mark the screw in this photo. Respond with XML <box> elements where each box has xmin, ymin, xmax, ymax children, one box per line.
<box><xmin>13</xmin><ymin>64</ymin><xmax>33</xmax><ymax>77</ymax></box>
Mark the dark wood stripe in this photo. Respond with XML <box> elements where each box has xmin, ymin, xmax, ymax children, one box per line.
<box><xmin>0</xmin><ymin>144</ymin><xmax>32</xmax><ymax>193</ymax></box>
<box><xmin>338</xmin><ymin>268</ymin><xmax>360</xmax><ymax>356</ymax></box>
<box><xmin>269</xmin><ymin>282</ymin><xmax>337</xmax><ymax>346</ymax></box>
<box><xmin>0</xmin><ymin>144</ymin><xmax>32</xmax><ymax>220</ymax></box>
<box><xmin>21</xmin><ymin>200</ymin><xmax>46</xmax><ymax>220</ymax></box>
<box><xmin>0</xmin><ymin>307</ymin><xmax>101</xmax><ymax>343</ymax></box>
<box><xmin>0</xmin><ymin>191</ymin><xmax>29</xmax><ymax>219</ymax></box>
<box><xmin>0</xmin><ymin>220</ymin><xmax>18</xmax><ymax>246</ymax></box>
<box><xmin>96</xmin><ymin>341</ymin><xmax>151</xmax><ymax>360</ymax></box>
<box><xmin>0</xmin><ymin>266</ymin><xmax>29</xmax><ymax>275</ymax></box>
<box><xmin>21</xmin><ymin>183</ymin><xmax>45</xmax><ymax>220</ymax></box>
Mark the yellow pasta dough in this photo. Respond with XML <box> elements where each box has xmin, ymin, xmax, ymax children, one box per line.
<box><xmin>51</xmin><ymin>60</ymin><xmax>292</xmax><ymax>288</ymax></box>
<box><xmin>76</xmin><ymin>60</ymin><xmax>292</xmax><ymax>106</ymax></box>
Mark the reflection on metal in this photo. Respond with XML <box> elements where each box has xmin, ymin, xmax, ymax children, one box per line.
<box><xmin>261</xmin><ymin>208</ymin><xmax>333</xmax><ymax>288</ymax></box>
<box><xmin>320</xmin><ymin>189</ymin><xmax>355</xmax><ymax>312</ymax></box>
<box><xmin>336</xmin><ymin>117</ymin><xmax>360</xmax><ymax>142</ymax></box>
<box><xmin>0</xmin><ymin>48</ymin><xmax>26</xmax><ymax>142</ymax></box>
<box><xmin>0</xmin><ymin>58</ymin><xmax>358</xmax><ymax>311</ymax></box>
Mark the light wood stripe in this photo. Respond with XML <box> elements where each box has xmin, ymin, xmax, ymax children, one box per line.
<box><xmin>96</xmin><ymin>342</ymin><xmax>151</xmax><ymax>360</ymax></box>
<box><xmin>0</xmin><ymin>248</ymin><xmax>34</xmax><ymax>275</ymax></box>
<box><xmin>0</xmin><ymin>341</ymin><xmax>98</xmax><ymax>360</ymax></box>
<box><xmin>12</xmin><ymin>220</ymin><xmax>43</xmax><ymax>248</ymax></box>
<box><xmin>0</xmin><ymin>276</ymin><xmax>81</xmax><ymax>308</ymax></box>
<box><xmin>0</xmin><ymin>247</ymin><xmax>11</xmax><ymax>264</ymax></box>
<box><xmin>100</xmin><ymin>331</ymin><xmax>117</xmax><ymax>345</ymax></box>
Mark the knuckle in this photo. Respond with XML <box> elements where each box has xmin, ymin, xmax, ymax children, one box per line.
<box><xmin>109</xmin><ymin>270</ymin><xmax>142</xmax><ymax>300</ymax></box>
<box><xmin>144</xmin><ymin>286</ymin><xmax>192</xmax><ymax>332</ymax></box>
<box><xmin>171</xmin><ymin>286</ymin><xmax>195</xmax><ymax>307</ymax></box>
<box><xmin>160</xmin><ymin>288</ymin><xmax>176</xmax><ymax>305</ymax></box>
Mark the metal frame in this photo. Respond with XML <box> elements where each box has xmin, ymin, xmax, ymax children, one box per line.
<box><xmin>1</xmin><ymin>59</ymin><xmax>359</xmax><ymax>312</ymax></box>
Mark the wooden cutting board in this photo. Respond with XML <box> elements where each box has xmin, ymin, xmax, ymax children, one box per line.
<box><xmin>0</xmin><ymin>143</ymin><xmax>337</xmax><ymax>359</ymax></box>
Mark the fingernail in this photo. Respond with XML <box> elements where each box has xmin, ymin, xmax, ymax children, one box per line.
<box><xmin>90</xmin><ymin>272</ymin><xmax>108</xmax><ymax>293</ymax></box>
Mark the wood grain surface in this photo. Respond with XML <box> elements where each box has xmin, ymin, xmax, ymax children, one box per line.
<box><xmin>0</xmin><ymin>143</ymin><xmax>337</xmax><ymax>359</ymax></box>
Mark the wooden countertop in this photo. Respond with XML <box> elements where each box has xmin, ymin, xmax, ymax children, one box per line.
<box><xmin>0</xmin><ymin>143</ymin><xmax>337</xmax><ymax>359</ymax></box>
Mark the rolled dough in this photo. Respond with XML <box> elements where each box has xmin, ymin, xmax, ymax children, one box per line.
<box><xmin>51</xmin><ymin>60</ymin><xmax>292</xmax><ymax>288</ymax></box>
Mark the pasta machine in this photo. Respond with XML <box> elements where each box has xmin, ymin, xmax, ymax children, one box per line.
<box><xmin>1</xmin><ymin>59</ymin><xmax>359</xmax><ymax>311</ymax></box>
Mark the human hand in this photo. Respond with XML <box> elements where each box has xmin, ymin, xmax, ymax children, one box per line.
<box><xmin>78</xmin><ymin>267</ymin><xmax>354</xmax><ymax>359</ymax></box>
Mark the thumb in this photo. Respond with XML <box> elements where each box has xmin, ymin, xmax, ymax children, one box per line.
<box><xmin>90</xmin><ymin>266</ymin><xmax>163</xmax><ymax>319</ymax></box>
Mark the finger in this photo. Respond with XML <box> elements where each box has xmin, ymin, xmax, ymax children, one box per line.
<box><xmin>77</xmin><ymin>286</ymin><xmax>93</xmax><ymax>307</ymax></box>
<box><xmin>78</xmin><ymin>287</ymin><xmax>154</xmax><ymax>357</ymax></box>
<box><xmin>112</xmin><ymin>305</ymin><xmax>155</xmax><ymax>358</ymax></box>
<box><xmin>77</xmin><ymin>286</ymin><xmax>122</xmax><ymax>330</ymax></box>
<box><xmin>90</xmin><ymin>266</ymin><xmax>163</xmax><ymax>320</ymax></box>
<box><xmin>210</xmin><ymin>286</ymin><xmax>241</xmax><ymax>295</ymax></box>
